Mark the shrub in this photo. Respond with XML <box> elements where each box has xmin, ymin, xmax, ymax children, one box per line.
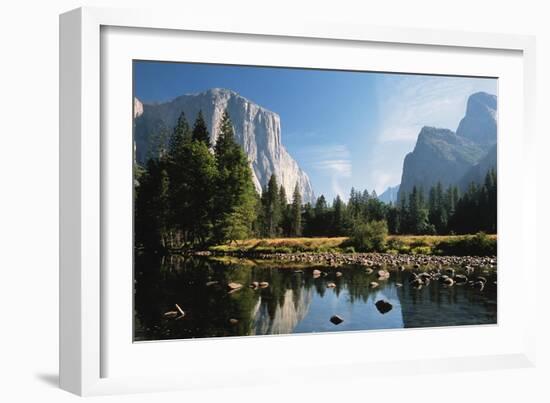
<box><xmin>350</xmin><ymin>220</ymin><xmax>388</xmax><ymax>252</ymax></box>
<box><xmin>411</xmin><ymin>246</ymin><xmax>432</xmax><ymax>255</ymax></box>
<box><xmin>386</xmin><ymin>237</ymin><xmax>405</xmax><ymax>251</ymax></box>
<box><xmin>435</xmin><ymin>232</ymin><xmax>496</xmax><ymax>256</ymax></box>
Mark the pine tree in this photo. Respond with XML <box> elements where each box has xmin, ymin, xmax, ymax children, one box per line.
<box><xmin>332</xmin><ymin>195</ymin><xmax>345</xmax><ymax>236</ymax></box>
<box><xmin>279</xmin><ymin>185</ymin><xmax>292</xmax><ymax>236</ymax></box>
<box><xmin>166</xmin><ymin>112</ymin><xmax>193</xmax><ymax>246</ymax></box>
<box><xmin>290</xmin><ymin>184</ymin><xmax>302</xmax><ymax>237</ymax></box>
<box><xmin>212</xmin><ymin>110</ymin><xmax>258</xmax><ymax>242</ymax></box>
<box><xmin>182</xmin><ymin>141</ymin><xmax>216</xmax><ymax>245</ymax></box>
<box><xmin>262</xmin><ymin>174</ymin><xmax>282</xmax><ymax>237</ymax></box>
<box><xmin>170</xmin><ymin>112</ymin><xmax>192</xmax><ymax>154</ymax></box>
<box><xmin>192</xmin><ymin>110</ymin><xmax>210</xmax><ymax>146</ymax></box>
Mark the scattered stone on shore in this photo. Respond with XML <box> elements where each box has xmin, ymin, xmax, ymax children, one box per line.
<box><xmin>442</xmin><ymin>277</ymin><xmax>455</xmax><ymax>286</ymax></box>
<box><xmin>330</xmin><ymin>315</ymin><xmax>344</xmax><ymax>325</ymax></box>
<box><xmin>454</xmin><ymin>274</ymin><xmax>468</xmax><ymax>284</ymax></box>
<box><xmin>476</xmin><ymin>276</ymin><xmax>487</xmax><ymax>284</ymax></box>
<box><xmin>203</xmin><ymin>251</ymin><xmax>497</xmax><ymax>270</ymax></box>
<box><xmin>472</xmin><ymin>281</ymin><xmax>485</xmax><ymax>291</ymax></box>
<box><xmin>365</xmin><ymin>268</ymin><xmax>374</xmax><ymax>274</ymax></box>
<box><xmin>375</xmin><ymin>300</ymin><xmax>393</xmax><ymax>314</ymax></box>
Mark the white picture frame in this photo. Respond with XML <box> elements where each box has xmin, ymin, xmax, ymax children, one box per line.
<box><xmin>60</xmin><ymin>6</ymin><xmax>537</xmax><ymax>396</ymax></box>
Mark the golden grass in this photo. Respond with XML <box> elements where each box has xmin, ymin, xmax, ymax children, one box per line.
<box><xmin>209</xmin><ymin>234</ymin><xmax>497</xmax><ymax>254</ymax></box>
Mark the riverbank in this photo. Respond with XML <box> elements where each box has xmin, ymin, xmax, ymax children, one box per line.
<box><xmin>208</xmin><ymin>233</ymin><xmax>497</xmax><ymax>257</ymax></box>
<box><xmin>201</xmin><ymin>251</ymin><xmax>496</xmax><ymax>271</ymax></box>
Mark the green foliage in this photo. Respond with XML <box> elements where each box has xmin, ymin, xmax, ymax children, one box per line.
<box><xmin>290</xmin><ymin>184</ymin><xmax>302</xmax><ymax>237</ymax></box>
<box><xmin>350</xmin><ymin>220</ymin><xmax>388</xmax><ymax>252</ymax></box>
<box><xmin>435</xmin><ymin>232</ymin><xmax>496</xmax><ymax>256</ymax></box>
<box><xmin>192</xmin><ymin>110</ymin><xmax>210</xmax><ymax>146</ymax></box>
<box><xmin>135</xmin><ymin>108</ymin><xmax>497</xmax><ymax>254</ymax></box>
<box><xmin>134</xmin><ymin>109</ymin><xmax>258</xmax><ymax>250</ymax></box>
<box><xmin>212</xmin><ymin>110</ymin><xmax>258</xmax><ymax>243</ymax></box>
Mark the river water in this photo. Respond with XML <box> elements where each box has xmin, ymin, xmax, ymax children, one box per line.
<box><xmin>134</xmin><ymin>255</ymin><xmax>497</xmax><ymax>341</ymax></box>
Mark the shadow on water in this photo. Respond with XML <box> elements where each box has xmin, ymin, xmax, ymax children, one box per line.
<box><xmin>134</xmin><ymin>254</ymin><xmax>497</xmax><ymax>341</ymax></box>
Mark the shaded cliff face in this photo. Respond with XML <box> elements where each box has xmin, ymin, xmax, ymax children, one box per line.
<box><xmin>397</xmin><ymin>92</ymin><xmax>497</xmax><ymax>200</ymax></box>
<box><xmin>456</xmin><ymin>92</ymin><xmax>497</xmax><ymax>148</ymax></box>
<box><xmin>134</xmin><ymin>88</ymin><xmax>314</xmax><ymax>203</ymax></box>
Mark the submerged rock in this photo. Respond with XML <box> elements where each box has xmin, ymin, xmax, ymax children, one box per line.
<box><xmin>330</xmin><ymin>315</ymin><xmax>344</xmax><ymax>325</ymax></box>
<box><xmin>375</xmin><ymin>300</ymin><xmax>393</xmax><ymax>314</ymax></box>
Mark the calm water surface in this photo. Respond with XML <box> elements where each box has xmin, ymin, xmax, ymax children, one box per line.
<box><xmin>134</xmin><ymin>255</ymin><xmax>497</xmax><ymax>341</ymax></box>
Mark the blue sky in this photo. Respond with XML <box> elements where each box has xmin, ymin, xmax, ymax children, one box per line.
<box><xmin>134</xmin><ymin>61</ymin><xmax>497</xmax><ymax>202</ymax></box>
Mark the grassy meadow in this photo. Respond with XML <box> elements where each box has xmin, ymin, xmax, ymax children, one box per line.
<box><xmin>208</xmin><ymin>233</ymin><xmax>497</xmax><ymax>256</ymax></box>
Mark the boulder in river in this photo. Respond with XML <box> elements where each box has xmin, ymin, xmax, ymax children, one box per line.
<box><xmin>327</xmin><ymin>282</ymin><xmax>336</xmax><ymax>288</ymax></box>
<box><xmin>330</xmin><ymin>315</ymin><xmax>344</xmax><ymax>325</ymax></box>
<box><xmin>370</xmin><ymin>281</ymin><xmax>379</xmax><ymax>288</ymax></box>
<box><xmin>259</xmin><ymin>281</ymin><xmax>269</xmax><ymax>288</ymax></box>
<box><xmin>375</xmin><ymin>300</ymin><xmax>393</xmax><ymax>314</ymax></box>
<box><xmin>227</xmin><ymin>282</ymin><xmax>243</xmax><ymax>293</ymax></box>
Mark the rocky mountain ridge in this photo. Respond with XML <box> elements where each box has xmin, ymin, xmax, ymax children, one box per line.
<box><xmin>134</xmin><ymin>88</ymin><xmax>315</xmax><ymax>203</ymax></box>
<box><xmin>397</xmin><ymin>92</ymin><xmax>497</xmax><ymax>200</ymax></box>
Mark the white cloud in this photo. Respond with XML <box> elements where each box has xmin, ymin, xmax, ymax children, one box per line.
<box><xmin>294</xmin><ymin>144</ymin><xmax>352</xmax><ymax>198</ymax></box>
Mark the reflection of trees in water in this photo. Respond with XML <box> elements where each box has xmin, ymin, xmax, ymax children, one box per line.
<box><xmin>134</xmin><ymin>256</ymin><xmax>497</xmax><ymax>340</ymax></box>
<box><xmin>399</xmin><ymin>271</ymin><xmax>497</xmax><ymax>328</ymax></box>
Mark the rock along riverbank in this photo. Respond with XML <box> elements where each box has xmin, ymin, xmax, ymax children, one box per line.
<box><xmin>193</xmin><ymin>251</ymin><xmax>496</xmax><ymax>271</ymax></box>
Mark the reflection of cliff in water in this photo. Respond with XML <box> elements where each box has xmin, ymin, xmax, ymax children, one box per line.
<box><xmin>252</xmin><ymin>288</ymin><xmax>313</xmax><ymax>335</ymax></box>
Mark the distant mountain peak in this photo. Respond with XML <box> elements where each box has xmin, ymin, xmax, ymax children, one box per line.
<box><xmin>378</xmin><ymin>184</ymin><xmax>400</xmax><ymax>204</ymax></box>
<box><xmin>456</xmin><ymin>91</ymin><xmax>497</xmax><ymax>146</ymax></box>
<box><xmin>398</xmin><ymin>92</ymin><xmax>497</xmax><ymax>200</ymax></box>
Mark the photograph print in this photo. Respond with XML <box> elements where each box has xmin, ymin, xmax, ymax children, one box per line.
<box><xmin>133</xmin><ymin>61</ymin><xmax>497</xmax><ymax>341</ymax></box>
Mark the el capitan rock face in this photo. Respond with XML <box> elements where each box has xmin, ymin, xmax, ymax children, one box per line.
<box><xmin>398</xmin><ymin>92</ymin><xmax>497</xmax><ymax>200</ymax></box>
<box><xmin>133</xmin><ymin>88</ymin><xmax>314</xmax><ymax>203</ymax></box>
